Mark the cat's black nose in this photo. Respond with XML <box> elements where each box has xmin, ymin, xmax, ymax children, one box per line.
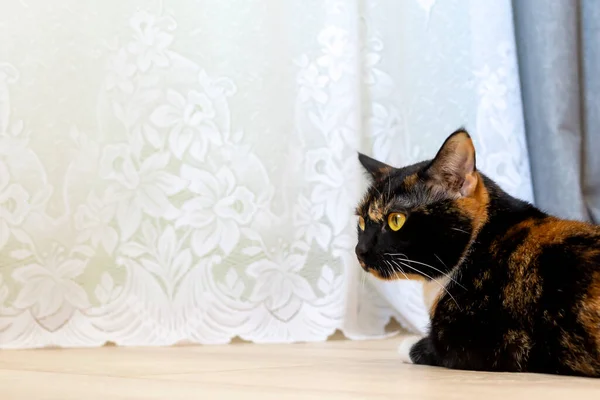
<box><xmin>355</xmin><ymin>244</ymin><xmax>368</xmax><ymax>258</ymax></box>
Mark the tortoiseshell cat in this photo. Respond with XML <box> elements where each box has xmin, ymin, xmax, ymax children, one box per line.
<box><xmin>355</xmin><ymin>129</ymin><xmax>600</xmax><ymax>377</ymax></box>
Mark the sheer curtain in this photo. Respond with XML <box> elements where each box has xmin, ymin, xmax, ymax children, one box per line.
<box><xmin>0</xmin><ymin>0</ymin><xmax>532</xmax><ymax>348</ymax></box>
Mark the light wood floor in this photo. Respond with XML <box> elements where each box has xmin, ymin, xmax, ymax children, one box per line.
<box><xmin>1</xmin><ymin>335</ymin><xmax>599</xmax><ymax>399</ymax></box>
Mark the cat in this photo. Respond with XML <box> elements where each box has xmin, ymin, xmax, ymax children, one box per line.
<box><xmin>355</xmin><ymin>129</ymin><xmax>600</xmax><ymax>377</ymax></box>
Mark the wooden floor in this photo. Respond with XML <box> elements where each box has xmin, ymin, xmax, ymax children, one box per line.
<box><xmin>1</xmin><ymin>335</ymin><xmax>599</xmax><ymax>399</ymax></box>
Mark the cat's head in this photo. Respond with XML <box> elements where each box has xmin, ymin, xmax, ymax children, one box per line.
<box><xmin>355</xmin><ymin>129</ymin><xmax>489</xmax><ymax>281</ymax></box>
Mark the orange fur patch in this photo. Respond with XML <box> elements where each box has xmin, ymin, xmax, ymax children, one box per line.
<box><xmin>508</xmin><ymin>218</ymin><xmax>597</xmax><ymax>245</ymax></box>
<box><xmin>451</xmin><ymin>173</ymin><xmax>489</xmax><ymax>269</ymax></box>
<box><xmin>368</xmin><ymin>200</ymin><xmax>385</xmax><ymax>222</ymax></box>
<box><xmin>377</xmin><ymin>166</ymin><xmax>393</xmax><ymax>178</ymax></box>
<box><xmin>403</xmin><ymin>173</ymin><xmax>418</xmax><ymax>187</ymax></box>
<box><xmin>455</xmin><ymin>172</ymin><xmax>489</xmax><ymax>234</ymax></box>
<box><xmin>500</xmin><ymin>218</ymin><xmax>599</xmax><ymax>319</ymax></box>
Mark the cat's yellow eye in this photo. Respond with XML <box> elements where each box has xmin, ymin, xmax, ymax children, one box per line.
<box><xmin>387</xmin><ymin>213</ymin><xmax>406</xmax><ymax>231</ymax></box>
<box><xmin>358</xmin><ymin>216</ymin><xmax>365</xmax><ymax>231</ymax></box>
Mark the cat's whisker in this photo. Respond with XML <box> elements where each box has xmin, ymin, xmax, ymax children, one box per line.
<box><xmin>450</xmin><ymin>227</ymin><xmax>480</xmax><ymax>245</ymax></box>
<box><xmin>381</xmin><ymin>260</ymin><xmax>390</xmax><ymax>278</ymax></box>
<box><xmin>386</xmin><ymin>252</ymin><xmax>452</xmax><ymax>277</ymax></box>
<box><xmin>393</xmin><ymin>260</ymin><xmax>461</xmax><ymax>311</ymax></box>
<box><xmin>386</xmin><ymin>259</ymin><xmax>409</xmax><ymax>280</ymax></box>
<box><xmin>381</xmin><ymin>259</ymin><xmax>392</xmax><ymax>279</ymax></box>
<box><xmin>433</xmin><ymin>252</ymin><xmax>465</xmax><ymax>286</ymax></box>
<box><xmin>434</xmin><ymin>253</ymin><xmax>448</xmax><ymax>269</ymax></box>
<box><xmin>372</xmin><ymin>184</ymin><xmax>382</xmax><ymax>196</ymax></box>
<box><xmin>383</xmin><ymin>260</ymin><xmax>394</xmax><ymax>279</ymax></box>
<box><xmin>451</xmin><ymin>227</ymin><xmax>470</xmax><ymax>235</ymax></box>
<box><xmin>385</xmin><ymin>253</ymin><xmax>466</xmax><ymax>290</ymax></box>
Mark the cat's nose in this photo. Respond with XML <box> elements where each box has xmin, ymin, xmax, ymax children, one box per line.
<box><xmin>355</xmin><ymin>244</ymin><xmax>368</xmax><ymax>259</ymax></box>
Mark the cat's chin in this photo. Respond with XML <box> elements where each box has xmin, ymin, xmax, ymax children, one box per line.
<box><xmin>358</xmin><ymin>258</ymin><xmax>427</xmax><ymax>281</ymax></box>
<box><xmin>366</xmin><ymin>268</ymin><xmax>427</xmax><ymax>282</ymax></box>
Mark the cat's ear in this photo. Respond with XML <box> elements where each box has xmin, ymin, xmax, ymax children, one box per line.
<box><xmin>427</xmin><ymin>129</ymin><xmax>477</xmax><ymax>197</ymax></box>
<box><xmin>358</xmin><ymin>153</ymin><xmax>395</xmax><ymax>181</ymax></box>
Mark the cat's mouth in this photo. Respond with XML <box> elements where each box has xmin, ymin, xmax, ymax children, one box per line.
<box><xmin>358</xmin><ymin>259</ymin><xmax>393</xmax><ymax>280</ymax></box>
<box><xmin>357</xmin><ymin>258</ymin><xmax>368</xmax><ymax>270</ymax></box>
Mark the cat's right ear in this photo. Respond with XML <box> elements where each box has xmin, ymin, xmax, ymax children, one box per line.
<box><xmin>358</xmin><ymin>153</ymin><xmax>394</xmax><ymax>181</ymax></box>
<box><xmin>427</xmin><ymin>129</ymin><xmax>477</xmax><ymax>197</ymax></box>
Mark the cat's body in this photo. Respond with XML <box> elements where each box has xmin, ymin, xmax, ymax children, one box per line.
<box><xmin>356</xmin><ymin>130</ymin><xmax>600</xmax><ymax>377</ymax></box>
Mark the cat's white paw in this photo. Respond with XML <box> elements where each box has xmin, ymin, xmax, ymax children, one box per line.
<box><xmin>397</xmin><ymin>335</ymin><xmax>423</xmax><ymax>364</ymax></box>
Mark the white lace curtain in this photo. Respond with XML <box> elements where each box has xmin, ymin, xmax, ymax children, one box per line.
<box><xmin>0</xmin><ymin>0</ymin><xmax>532</xmax><ymax>348</ymax></box>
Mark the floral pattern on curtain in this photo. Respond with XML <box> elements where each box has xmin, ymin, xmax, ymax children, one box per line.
<box><xmin>0</xmin><ymin>0</ymin><xmax>532</xmax><ymax>348</ymax></box>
